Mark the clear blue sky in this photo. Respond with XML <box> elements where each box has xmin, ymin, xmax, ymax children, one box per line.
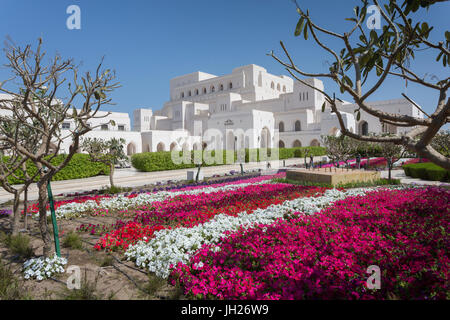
<box><xmin>0</xmin><ymin>0</ymin><xmax>448</xmax><ymax>120</ymax></box>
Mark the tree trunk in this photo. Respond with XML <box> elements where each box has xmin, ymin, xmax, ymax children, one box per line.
<box><xmin>23</xmin><ymin>187</ymin><xmax>28</xmax><ymax>230</ymax></box>
<box><xmin>38</xmin><ymin>181</ymin><xmax>52</xmax><ymax>257</ymax></box>
<box><xmin>109</xmin><ymin>163</ymin><xmax>115</xmax><ymax>188</ymax></box>
<box><xmin>195</xmin><ymin>164</ymin><xmax>202</xmax><ymax>182</ymax></box>
<box><xmin>11</xmin><ymin>191</ymin><xmax>21</xmax><ymax>235</ymax></box>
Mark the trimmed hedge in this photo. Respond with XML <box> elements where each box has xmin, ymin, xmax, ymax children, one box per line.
<box><xmin>132</xmin><ymin>147</ymin><xmax>327</xmax><ymax>172</ymax></box>
<box><xmin>403</xmin><ymin>162</ymin><xmax>449</xmax><ymax>182</ymax></box>
<box><xmin>4</xmin><ymin>154</ymin><xmax>110</xmax><ymax>185</ymax></box>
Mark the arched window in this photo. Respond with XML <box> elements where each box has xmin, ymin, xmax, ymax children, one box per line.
<box><xmin>195</xmin><ymin>89</ymin><xmax>199</xmax><ymax>95</ymax></box>
<box><xmin>277</xmin><ymin>84</ymin><xmax>281</xmax><ymax>91</ymax></box>
<box><xmin>203</xmin><ymin>87</ymin><xmax>207</xmax><ymax>94</ymax></box>
<box><xmin>211</xmin><ymin>86</ymin><xmax>215</xmax><ymax>93</ymax></box>
<box><xmin>294</xmin><ymin>120</ymin><xmax>301</xmax><ymax>132</ymax></box>
<box><xmin>181</xmin><ymin>92</ymin><xmax>185</xmax><ymax>99</ymax></box>
<box><xmin>310</xmin><ymin>139</ymin><xmax>320</xmax><ymax>147</ymax></box>
<box><xmin>219</xmin><ymin>84</ymin><xmax>224</xmax><ymax>91</ymax></box>
<box><xmin>188</xmin><ymin>91</ymin><xmax>191</xmax><ymax>97</ymax></box>
<box><xmin>359</xmin><ymin>121</ymin><xmax>369</xmax><ymax>135</ymax></box>
<box><xmin>283</xmin><ymin>86</ymin><xmax>286</xmax><ymax>92</ymax></box>
<box><xmin>271</xmin><ymin>82</ymin><xmax>275</xmax><ymax>89</ymax></box>
<box><xmin>229</xmin><ymin>82</ymin><xmax>233</xmax><ymax>89</ymax></box>
<box><xmin>299</xmin><ymin>93</ymin><xmax>302</xmax><ymax>101</ymax></box>
<box><xmin>278</xmin><ymin>140</ymin><xmax>285</xmax><ymax>148</ymax></box>
<box><xmin>278</xmin><ymin>121</ymin><xmax>285</xmax><ymax>133</ymax></box>
<box><xmin>293</xmin><ymin>140</ymin><xmax>302</xmax><ymax>148</ymax></box>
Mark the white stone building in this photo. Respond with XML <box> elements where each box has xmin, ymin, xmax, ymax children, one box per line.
<box><xmin>1</xmin><ymin>64</ymin><xmax>424</xmax><ymax>156</ymax></box>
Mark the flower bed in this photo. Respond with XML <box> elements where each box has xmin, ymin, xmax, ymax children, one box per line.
<box><xmin>125</xmin><ymin>187</ymin><xmax>381</xmax><ymax>278</ymax></box>
<box><xmin>169</xmin><ymin>187</ymin><xmax>449</xmax><ymax>300</ymax></box>
<box><xmin>26</xmin><ymin>173</ymin><xmax>285</xmax><ymax>220</ymax></box>
<box><xmin>94</xmin><ymin>183</ymin><xmax>323</xmax><ymax>251</ymax></box>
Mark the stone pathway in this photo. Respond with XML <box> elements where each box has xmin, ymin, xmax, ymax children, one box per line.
<box><xmin>0</xmin><ymin>157</ymin><xmax>325</xmax><ymax>204</ymax></box>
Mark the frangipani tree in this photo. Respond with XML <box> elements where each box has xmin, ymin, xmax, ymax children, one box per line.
<box><xmin>81</xmin><ymin>137</ymin><xmax>127</xmax><ymax>188</ymax></box>
<box><xmin>0</xmin><ymin>112</ymin><xmax>42</xmax><ymax>234</ymax></box>
<box><xmin>322</xmin><ymin>135</ymin><xmax>360</xmax><ymax>167</ymax></box>
<box><xmin>0</xmin><ymin>38</ymin><xmax>120</xmax><ymax>255</ymax></box>
<box><xmin>271</xmin><ymin>0</ymin><xmax>449</xmax><ymax>169</ymax></box>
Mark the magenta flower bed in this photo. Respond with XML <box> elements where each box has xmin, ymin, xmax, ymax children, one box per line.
<box><xmin>170</xmin><ymin>187</ymin><xmax>450</xmax><ymax>300</ymax></box>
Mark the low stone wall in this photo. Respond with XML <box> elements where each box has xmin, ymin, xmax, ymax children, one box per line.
<box><xmin>286</xmin><ymin>168</ymin><xmax>381</xmax><ymax>186</ymax></box>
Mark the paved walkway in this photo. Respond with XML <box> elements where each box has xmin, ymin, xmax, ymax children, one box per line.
<box><xmin>0</xmin><ymin>157</ymin><xmax>325</xmax><ymax>204</ymax></box>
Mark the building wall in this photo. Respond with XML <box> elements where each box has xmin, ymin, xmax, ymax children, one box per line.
<box><xmin>0</xmin><ymin>65</ymin><xmax>424</xmax><ymax>157</ymax></box>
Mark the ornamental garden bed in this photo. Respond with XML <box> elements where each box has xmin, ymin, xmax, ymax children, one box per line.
<box><xmin>0</xmin><ymin>173</ymin><xmax>448</xmax><ymax>300</ymax></box>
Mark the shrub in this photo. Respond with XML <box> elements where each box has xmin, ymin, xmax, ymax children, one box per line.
<box><xmin>5</xmin><ymin>153</ymin><xmax>109</xmax><ymax>185</ymax></box>
<box><xmin>62</xmin><ymin>232</ymin><xmax>83</xmax><ymax>250</ymax></box>
<box><xmin>403</xmin><ymin>163</ymin><xmax>449</xmax><ymax>181</ymax></box>
<box><xmin>132</xmin><ymin>147</ymin><xmax>326</xmax><ymax>172</ymax></box>
<box><xmin>3</xmin><ymin>234</ymin><xmax>34</xmax><ymax>259</ymax></box>
<box><xmin>0</xmin><ymin>259</ymin><xmax>27</xmax><ymax>300</ymax></box>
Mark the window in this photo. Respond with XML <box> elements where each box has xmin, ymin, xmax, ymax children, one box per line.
<box><xmin>299</xmin><ymin>93</ymin><xmax>302</xmax><ymax>101</ymax></box>
<box><xmin>211</xmin><ymin>86</ymin><xmax>215</xmax><ymax>93</ymax></box>
<box><xmin>271</xmin><ymin>82</ymin><xmax>275</xmax><ymax>89</ymax></box>
<box><xmin>181</xmin><ymin>92</ymin><xmax>185</xmax><ymax>99</ymax></box>
<box><xmin>219</xmin><ymin>84</ymin><xmax>224</xmax><ymax>91</ymax></box>
<box><xmin>118</xmin><ymin>125</ymin><xmax>125</xmax><ymax>131</ymax></box>
<box><xmin>188</xmin><ymin>91</ymin><xmax>192</xmax><ymax>97</ymax></box>
<box><xmin>195</xmin><ymin>89</ymin><xmax>199</xmax><ymax>95</ymax></box>
<box><xmin>295</xmin><ymin>120</ymin><xmax>301</xmax><ymax>132</ymax></box>
<box><xmin>62</xmin><ymin>122</ymin><xmax>71</xmax><ymax>130</ymax></box>
<box><xmin>277</xmin><ymin>84</ymin><xmax>280</xmax><ymax>91</ymax></box>
<box><xmin>229</xmin><ymin>82</ymin><xmax>233</xmax><ymax>89</ymax></box>
<box><xmin>101</xmin><ymin>124</ymin><xmax>109</xmax><ymax>131</ymax></box>
<box><xmin>283</xmin><ymin>86</ymin><xmax>286</xmax><ymax>92</ymax></box>
<box><xmin>203</xmin><ymin>87</ymin><xmax>207</xmax><ymax>94</ymax></box>
<box><xmin>220</xmin><ymin>104</ymin><xmax>227</xmax><ymax>111</ymax></box>
<box><xmin>278</xmin><ymin>122</ymin><xmax>285</xmax><ymax>133</ymax></box>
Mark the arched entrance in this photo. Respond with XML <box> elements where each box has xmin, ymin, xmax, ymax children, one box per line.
<box><xmin>156</xmin><ymin>142</ymin><xmax>165</xmax><ymax>152</ymax></box>
<box><xmin>310</xmin><ymin>139</ymin><xmax>320</xmax><ymax>147</ymax></box>
<box><xmin>226</xmin><ymin>131</ymin><xmax>235</xmax><ymax>150</ymax></box>
<box><xmin>359</xmin><ymin>121</ymin><xmax>369</xmax><ymax>135</ymax></box>
<box><xmin>127</xmin><ymin>142</ymin><xmax>136</xmax><ymax>155</ymax></box>
<box><xmin>170</xmin><ymin>142</ymin><xmax>178</xmax><ymax>151</ymax></box>
<box><xmin>292</xmin><ymin>140</ymin><xmax>302</xmax><ymax>148</ymax></box>
<box><xmin>260</xmin><ymin>127</ymin><xmax>271</xmax><ymax>148</ymax></box>
<box><xmin>278</xmin><ymin>140</ymin><xmax>285</xmax><ymax>148</ymax></box>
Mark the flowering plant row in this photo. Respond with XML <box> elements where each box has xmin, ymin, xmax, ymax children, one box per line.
<box><xmin>27</xmin><ymin>174</ymin><xmax>283</xmax><ymax>220</ymax></box>
<box><xmin>124</xmin><ymin>187</ymin><xmax>383</xmax><ymax>278</ymax></box>
<box><xmin>94</xmin><ymin>183</ymin><xmax>321</xmax><ymax>251</ymax></box>
<box><xmin>170</xmin><ymin>187</ymin><xmax>449</xmax><ymax>300</ymax></box>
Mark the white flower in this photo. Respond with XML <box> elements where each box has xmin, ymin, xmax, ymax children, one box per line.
<box><xmin>22</xmin><ymin>254</ymin><xmax>67</xmax><ymax>281</ymax></box>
